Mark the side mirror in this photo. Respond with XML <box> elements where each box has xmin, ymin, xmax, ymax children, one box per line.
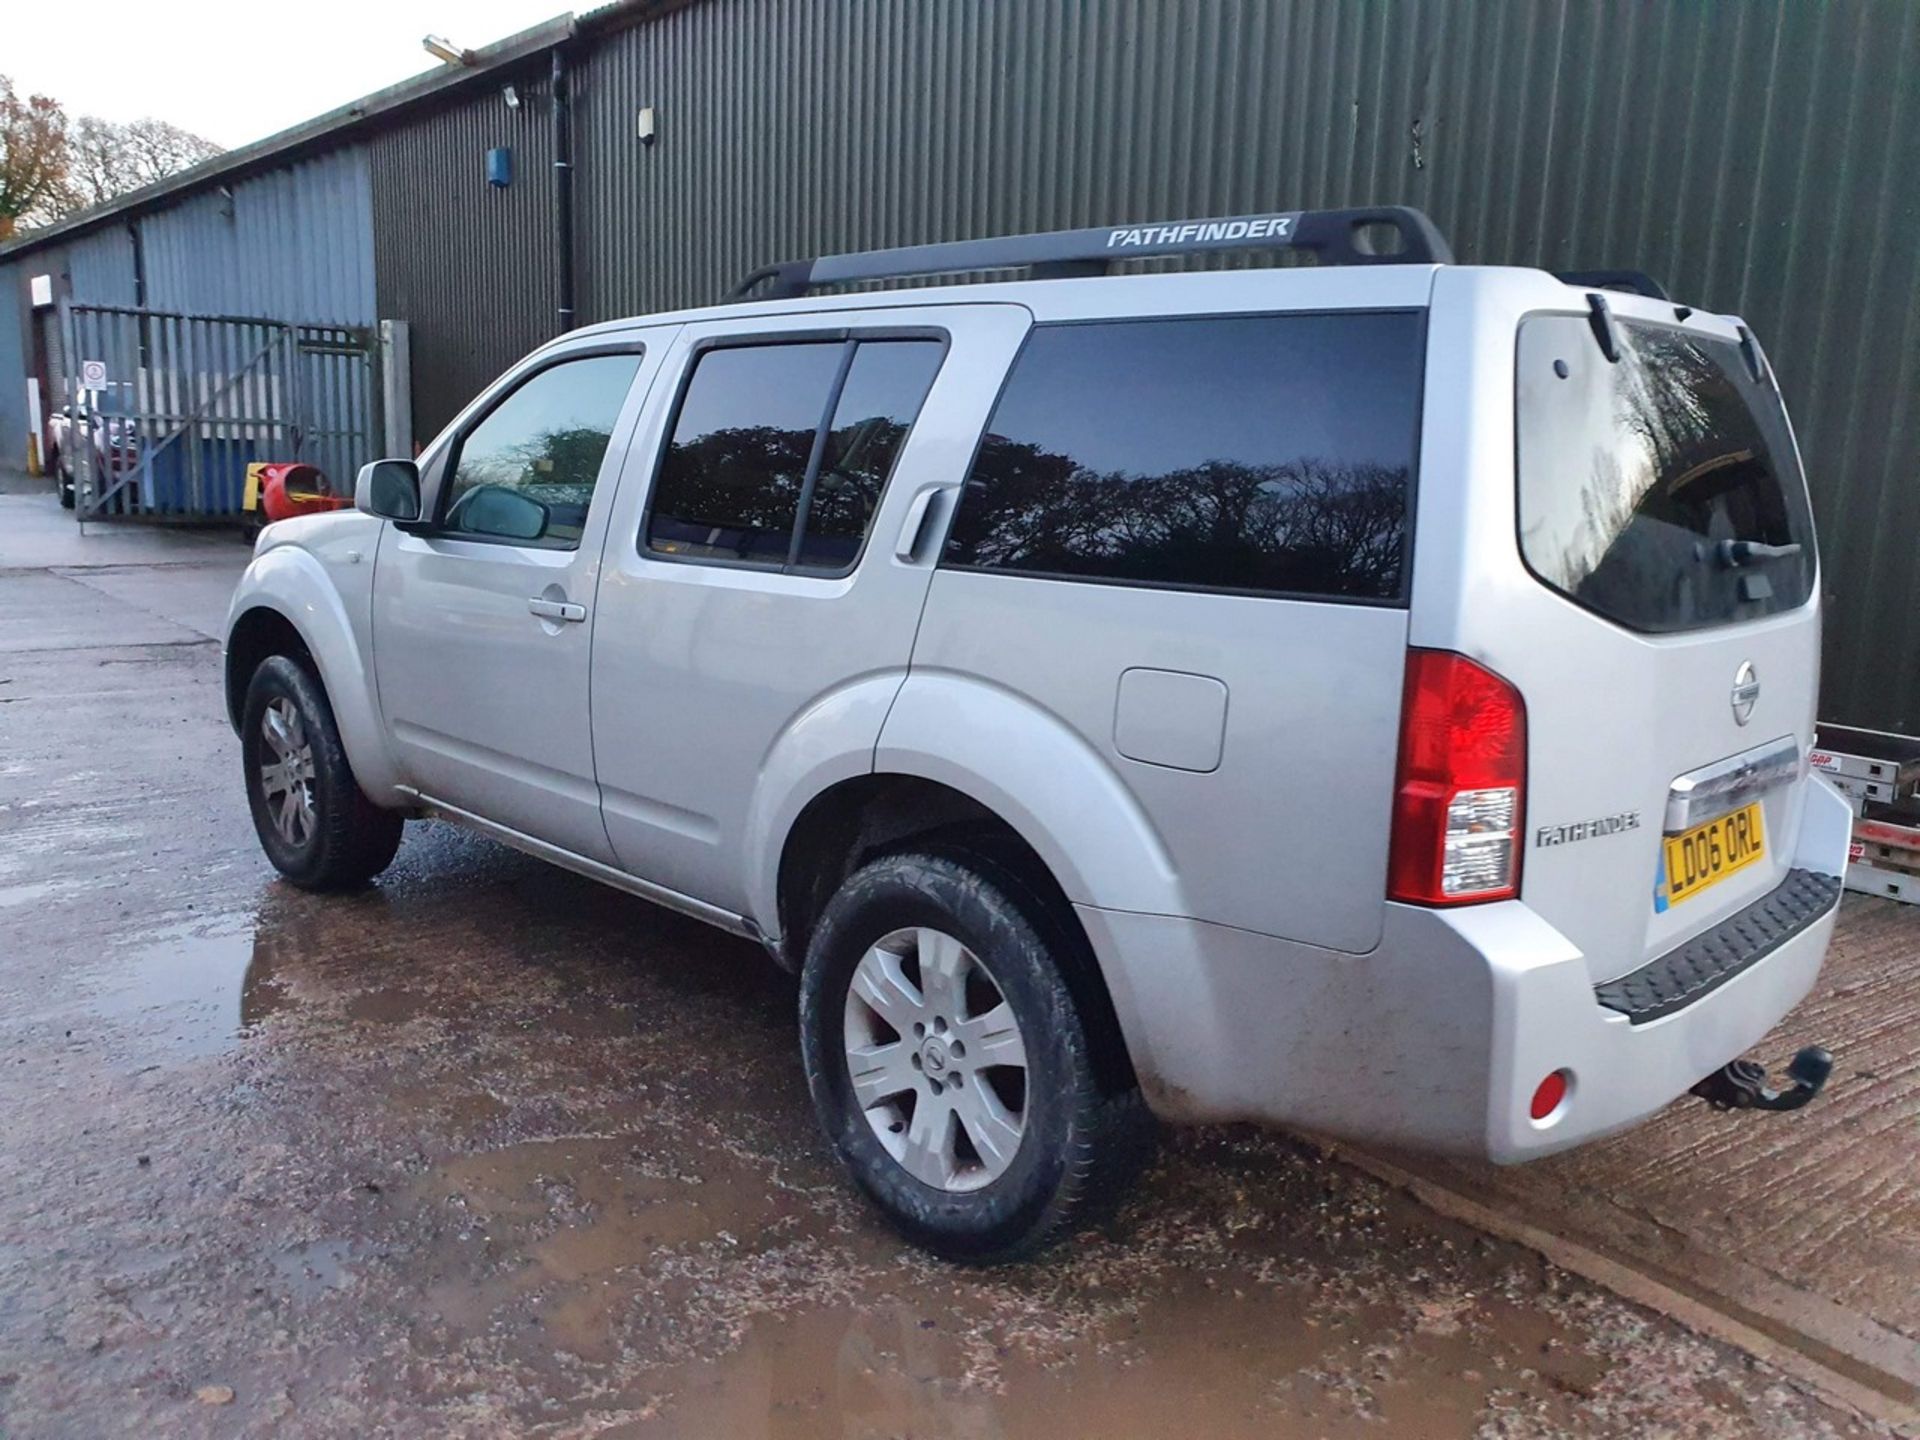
<box><xmin>355</xmin><ymin>459</ymin><xmax>422</xmax><ymax>522</ymax></box>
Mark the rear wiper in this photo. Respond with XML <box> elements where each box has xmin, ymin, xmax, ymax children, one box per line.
<box><xmin>1705</xmin><ymin>538</ymin><xmax>1802</xmax><ymax>568</ymax></box>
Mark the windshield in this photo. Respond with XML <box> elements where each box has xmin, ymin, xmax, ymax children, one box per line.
<box><xmin>1515</xmin><ymin>314</ymin><xmax>1815</xmax><ymax>633</ymax></box>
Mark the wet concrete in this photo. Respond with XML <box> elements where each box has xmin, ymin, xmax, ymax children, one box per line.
<box><xmin>0</xmin><ymin>486</ymin><xmax>1901</xmax><ymax>1438</ymax></box>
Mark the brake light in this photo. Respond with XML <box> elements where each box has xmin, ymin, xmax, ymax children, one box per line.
<box><xmin>1387</xmin><ymin>649</ymin><xmax>1526</xmax><ymax>905</ymax></box>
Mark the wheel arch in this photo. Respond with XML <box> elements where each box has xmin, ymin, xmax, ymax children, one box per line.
<box><xmin>773</xmin><ymin>772</ymin><xmax>1141</xmax><ymax>1096</ymax></box>
<box><xmin>224</xmin><ymin>546</ymin><xmax>403</xmax><ymax>800</ymax></box>
<box><xmin>225</xmin><ymin>606</ymin><xmax>315</xmax><ymax>731</ymax></box>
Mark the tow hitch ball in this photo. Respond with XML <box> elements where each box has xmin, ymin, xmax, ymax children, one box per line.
<box><xmin>1691</xmin><ymin>1045</ymin><xmax>1833</xmax><ymax>1113</ymax></box>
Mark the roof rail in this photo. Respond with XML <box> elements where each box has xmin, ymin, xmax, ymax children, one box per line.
<box><xmin>1554</xmin><ymin>269</ymin><xmax>1670</xmax><ymax>301</ymax></box>
<box><xmin>726</xmin><ymin>205</ymin><xmax>1452</xmax><ymax>301</ymax></box>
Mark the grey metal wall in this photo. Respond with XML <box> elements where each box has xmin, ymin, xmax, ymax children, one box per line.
<box><xmin>0</xmin><ymin>233</ymin><xmax>138</xmax><ymax>474</ymax></box>
<box><xmin>140</xmin><ymin>148</ymin><xmax>376</xmax><ymax>325</ymax></box>
<box><xmin>0</xmin><ymin>266</ymin><xmax>28</xmax><ymax>468</ymax></box>
<box><xmin>556</xmin><ymin>0</ymin><xmax>1920</xmax><ymax>733</ymax></box>
<box><xmin>64</xmin><ymin>227</ymin><xmax>139</xmax><ymax>308</ymax></box>
<box><xmin>368</xmin><ymin>67</ymin><xmax>559</xmax><ymax>447</ymax></box>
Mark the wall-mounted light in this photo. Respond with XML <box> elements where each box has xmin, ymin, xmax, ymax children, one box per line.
<box><xmin>218</xmin><ymin>185</ymin><xmax>235</xmax><ymax>220</ymax></box>
<box><xmin>502</xmin><ymin>83</ymin><xmax>521</xmax><ymax>110</ymax></box>
<box><xmin>422</xmin><ymin>34</ymin><xmax>475</xmax><ymax>65</ymax></box>
<box><xmin>636</xmin><ymin>106</ymin><xmax>657</xmax><ymax>146</ymax></box>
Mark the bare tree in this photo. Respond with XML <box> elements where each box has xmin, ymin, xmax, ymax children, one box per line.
<box><xmin>0</xmin><ymin>75</ymin><xmax>69</xmax><ymax>239</ymax></box>
<box><xmin>62</xmin><ymin>115</ymin><xmax>223</xmax><ymax>210</ymax></box>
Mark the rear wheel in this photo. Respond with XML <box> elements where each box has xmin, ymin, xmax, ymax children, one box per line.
<box><xmin>799</xmin><ymin>849</ymin><xmax>1152</xmax><ymax>1262</ymax></box>
<box><xmin>50</xmin><ymin>447</ymin><xmax>73</xmax><ymax>508</ymax></box>
<box><xmin>241</xmin><ymin>656</ymin><xmax>403</xmax><ymax>890</ymax></box>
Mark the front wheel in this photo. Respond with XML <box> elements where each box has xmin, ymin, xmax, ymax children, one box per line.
<box><xmin>799</xmin><ymin>849</ymin><xmax>1152</xmax><ymax>1262</ymax></box>
<box><xmin>241</xmin><ymin>656</ymin><xmax>403</xmax><ymax>890</ymax></box>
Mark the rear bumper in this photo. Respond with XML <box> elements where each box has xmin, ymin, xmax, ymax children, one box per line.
<box><xmin>1082</xmin><ymin>775</ymin><xmax>1854</xmax><ymax>1160</ymax></box>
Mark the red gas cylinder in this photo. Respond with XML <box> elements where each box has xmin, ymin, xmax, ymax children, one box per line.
<box><xmin>256</xmin><ymin>462</ymin><xmax>349</xmax><ymax>524</ymax></box>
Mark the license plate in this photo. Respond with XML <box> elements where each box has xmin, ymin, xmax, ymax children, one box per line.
<box><xmin>1661</xmin><ymin>802</ymin><xmax>1766</xmax><ymax>908</ymax></box>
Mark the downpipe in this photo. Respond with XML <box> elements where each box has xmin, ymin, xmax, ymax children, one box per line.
<box><xmin>551</xmin><ymin>47</ymin><xmax>576</xmax><ymax>334</ymax></box>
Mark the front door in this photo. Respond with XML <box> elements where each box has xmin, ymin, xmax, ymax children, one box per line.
<box><xmin>372</xmin><ymin>340</ymin><xmax>659</xmax><ymax>860</ymax></box>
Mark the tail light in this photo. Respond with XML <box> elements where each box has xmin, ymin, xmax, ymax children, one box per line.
<box><xmin>1388</xmin><ymin>649</ymin><xmax>1526</xmax><ymax>905</ymax></box>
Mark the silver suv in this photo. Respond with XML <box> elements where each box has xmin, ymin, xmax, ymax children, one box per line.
<box><xmin>224</xmin><ymin>207</ymin><xmax>1851</xmax><ymax>1259</ymax></box>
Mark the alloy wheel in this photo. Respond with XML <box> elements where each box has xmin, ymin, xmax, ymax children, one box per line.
<box><xmin>258</xmin><ymin>696</ymin><xmax>318</xmax><ymax>849</ymax></box>
<box><xmin>842</xmin><ymin>927</ymin><xmax>1030</xmax><ymax>1192</ymax></box>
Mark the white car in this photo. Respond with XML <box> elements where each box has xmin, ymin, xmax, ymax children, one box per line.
<box><xmin>222</xmin><ymin>207</ymin><xmax>1850</xmax><ymax>1260</ymax></box>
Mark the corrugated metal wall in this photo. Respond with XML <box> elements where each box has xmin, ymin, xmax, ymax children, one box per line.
<box><xmin>368</xmin><ymin>67</ymin><xmax>560</xmax><ymax>446</ymax></box>
<box><xmin>140</xmin><ymin>149</ymin><xmax>376</xmax><ymax>324</ymax></box>
<box><xmin>559</xmin><ymin>0</ymin><xmax>1920</xmax><ymax>732</ymax></box>
<box><xmin>0</xmin><ymin>235</ymin><xmax>137</xmax><ymax>474</ymax></box>
<box><xmin>64</xmin><ymin>227</ymin><xmax>138</xmax><ymax>308</ymax></box>
<box><xmin>0</xmin><ymin>267</ymin><xmax>28</xmax><ymax>468</ymax></box>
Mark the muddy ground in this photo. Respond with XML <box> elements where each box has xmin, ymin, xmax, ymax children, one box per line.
<box><xmin>0</xmin><ymin>483</ymin><xmax>1896</xmax><ymax>1438</ymax></box>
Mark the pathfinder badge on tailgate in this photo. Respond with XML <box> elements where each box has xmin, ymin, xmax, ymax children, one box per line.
<box><xmin>1536</xmin><ymin>812</ymin><xmax>1642</xmax><ymax>848</ymax></box>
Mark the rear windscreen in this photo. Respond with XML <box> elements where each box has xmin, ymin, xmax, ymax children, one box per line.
<box><xmin>1515</xmin><ymin>315</ymin><xmax>1815</xmax><ymax>633</ymax></box>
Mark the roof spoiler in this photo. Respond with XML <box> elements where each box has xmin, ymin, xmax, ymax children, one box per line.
<box><xmin>726</xmin><ymin>205</ymin><xmax>1453</xmax><ymax>302</ymax></box>
<box><xmin>1554</xmin><ymin>269</ymin><xmax>1670</xmax><ymax>301</ymax></box>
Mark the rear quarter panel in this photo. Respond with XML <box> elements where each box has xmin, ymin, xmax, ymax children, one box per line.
<box><xmin>894</xmin><ymin>574</ymin><xmax>1408</xmax><ymax>950</ymax></box>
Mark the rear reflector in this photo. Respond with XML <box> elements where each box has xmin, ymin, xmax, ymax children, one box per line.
<box><xmin>1530</xmin><ymin>1070</ymin><xmax>1569</xmax><ymax>1122</ymax></box>
<box><xmin>1388</xmin><ymin>649</ymin><xmax>1527</xmax><ymax>905</ymax></box>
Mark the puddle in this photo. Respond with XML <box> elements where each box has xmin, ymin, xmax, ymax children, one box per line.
<box><xmin>270</xmin><ymin>1240</ymin><xmax>360</xmax><ymax>1301</ymax></box>
<box><xmin>82</xmin><ymin>926</ymin><xmax>259</xmax><ymax>1059</ymax></box>
<box><xmin>347</xmin><ymin>988</ymin><xmax>431</xmax><ymax>1024</ymax></box>
<box><xmin>0</xmin><ymin>879</ymin><xmax>62</xmax><ymax>908</ymax></box>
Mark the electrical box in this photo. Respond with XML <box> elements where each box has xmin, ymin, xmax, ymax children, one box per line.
<box><xmin>486</xmin><ymin>147</ymin><xmax>512</xmax><ymax>188</ymax></box>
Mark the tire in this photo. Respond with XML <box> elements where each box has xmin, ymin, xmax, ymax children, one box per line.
<box><xmin>241</xmin><ymin>655</ymin><xmax>403</xmax><ymax>890</ymax></box>
<box><xmin>799</xmin><ymin>848</ymin><xmax>1153</xmax><ymax>1262</ymax></box>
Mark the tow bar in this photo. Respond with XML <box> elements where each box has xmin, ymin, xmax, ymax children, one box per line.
<box><xmin>1691</xmin><ymin>1045</ymin><xmax>1833</xmax><ymax>1112</ymax></box>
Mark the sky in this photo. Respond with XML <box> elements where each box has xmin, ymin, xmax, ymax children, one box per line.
<box><xmin>9</xmin><ymin>0</ymin><xmax>571</xmax><ymax>148</ymax></box>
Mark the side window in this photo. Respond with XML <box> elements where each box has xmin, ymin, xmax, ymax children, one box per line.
<box><xmin>646</xmin><ymin>337</ymin><xmax>944</xmax><ymax>572</ymax></box>
<box><xmin>645</xmin><ymin>343</ymin><xmax>845</xmax><ymax>564</ymax></box>
<box><xmin>440</xmin><ymin>352</ymin><xmax>642</xmax><ymax>549</ymax></box>
<box><xmin>942</xmin><ymin>313</ymin><xmax>1425</xmax><ymax>600</ymax></box>
<box><xmin>795</xmin><ymin>342</ymin><xmax>947</xmax><ymax>569</ymax></box>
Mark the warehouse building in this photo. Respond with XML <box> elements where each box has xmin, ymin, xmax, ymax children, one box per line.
<box><xmin>1</xmin><ymin>0</ymin><xmax>1917</xmax><ymax>734</ymax></box>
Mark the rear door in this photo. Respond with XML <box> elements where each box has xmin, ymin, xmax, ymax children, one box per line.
<box><xmin>588</xmin><ymin>303</ymin><xmax>1030</xmax><ymax>912</ymax></box>
<box><xmin>1421</xmin><ymin>269</ymin><xmax>1823</xmax><ymax>984</ymax></box>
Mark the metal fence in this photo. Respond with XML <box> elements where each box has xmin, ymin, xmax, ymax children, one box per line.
<box><xmin>58</xmin><ymin>301</ymin><xmax>380</xmax><ymax>520</ymax></box>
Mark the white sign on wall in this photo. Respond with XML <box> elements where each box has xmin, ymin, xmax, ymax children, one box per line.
<box><xmin>80</xmin><ymin>359</ymin><xmax>108</xmax><ymax>389</ymax></box>
<box><xmin>29</xmin><ymin>274</ymin><xmax>53</xmax><ymax>308</ymax></box>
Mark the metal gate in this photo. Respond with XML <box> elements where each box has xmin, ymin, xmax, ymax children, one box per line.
<box><xmin>58</xmin><ymin>301</ymin><xmax>381</xmax><ymax>521</ymax></box>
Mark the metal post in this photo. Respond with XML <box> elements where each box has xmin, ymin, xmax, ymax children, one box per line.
<box><xmin>379</xmin><ymin>320</ymin><xmax>412</xmax><ymax>457</ymax></box>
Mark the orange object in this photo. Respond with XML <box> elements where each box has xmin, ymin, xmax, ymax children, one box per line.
<box><xmin>257</xmin><ymin>462</ymin><xmax>349</xmax><ymax>524</ymax></box>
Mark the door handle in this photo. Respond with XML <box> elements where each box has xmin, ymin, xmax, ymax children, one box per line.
<box><xmin>894</xmin><ymin>485</ymin><xmax>945</xmax><ymax>561</ymax></box>
<box><xmin>528</xmin><ymin>597</ymin><xmax>587</xmax><ymax>622</ymax></box>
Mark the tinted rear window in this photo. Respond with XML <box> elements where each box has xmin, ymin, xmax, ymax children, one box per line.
<box><xmin>645</xmin><ymin>338</ymin><xmax>943</xmax><ymax>572</ymax></box>
<box><xmin>647</xmin><ymin>343</ymin><xmax>844</xmax><ymax>566</ymax></box>
<box><xmin>942</xmin><ymin>313</ymin><xmax>1424</xmax><ymax>600</ymax></box>
<box><xmin>1516</xmin><ymin>315</ymin><xmax>1815</xmax><ymax>633</ymax></box>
